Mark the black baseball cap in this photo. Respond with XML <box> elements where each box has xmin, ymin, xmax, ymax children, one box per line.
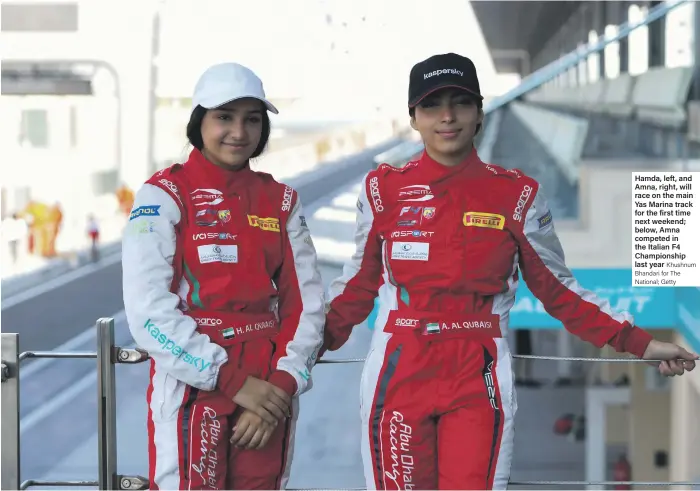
<box><xmin>408</xmin><ymin>52</ymin><xmax>483</xmax><ymax>107</ymax></box>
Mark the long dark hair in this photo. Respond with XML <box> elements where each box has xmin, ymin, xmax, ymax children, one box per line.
<box><xmin>186</xmin><ymin>104</ymin><xmax>271</xmax><ymax>159</ymax></box>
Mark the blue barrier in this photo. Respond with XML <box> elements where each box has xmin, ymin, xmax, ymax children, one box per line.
<box><xmin>677</xmin><ymin>287</ymin><xmax>700</xmax><ymax>354</ymax></box>
<box><xmin>364</xmin><ymin>269</ymin><xmax>699</xmax><ymax>350</ymax></box>
<box><xmin>510</xmin><ymin>269</ymin><xmax>676</xmax><ymax>329</ymax></box>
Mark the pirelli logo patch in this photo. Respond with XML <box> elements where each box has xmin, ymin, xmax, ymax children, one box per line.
<box><xmin>247</xmin><ymin>215</ymin><xmax>280</xmax><ymax>233</ymax></box>
<box><xmin>463</xmin><ymin>212</ymin><xmax>505</xmax><ymax>230</ymax></box>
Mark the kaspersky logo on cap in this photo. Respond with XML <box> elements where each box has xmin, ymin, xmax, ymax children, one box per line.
<box><xmin>424</xmin><ymin>69</ymin><xmax>464</xmax><ymax>79</ymax></box>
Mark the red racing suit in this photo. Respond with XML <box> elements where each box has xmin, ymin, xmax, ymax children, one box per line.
<box><xmin>324</xmin><ymin>149</ymin><xmax>653</xmax><ymax>490</ymax></box>
<box><xmin>122</xmin><ymin>149</ymin><xmax>325</xmax><ymax>490</ymax></box>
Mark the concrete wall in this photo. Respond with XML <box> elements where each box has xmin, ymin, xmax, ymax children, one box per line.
<box><xmin>557</xmin><ymin>159</ymin><xmax>700</xmax><ymax>268</ymax></box>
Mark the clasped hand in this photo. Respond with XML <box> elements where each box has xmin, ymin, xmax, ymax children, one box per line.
<box><xmin>642</xmin><ymin>340</ymin><xmax>698</xmax><ymax>376</ymax></box>
<box><xmin>230</xmin><ymin>409</ymin><xmax>278</xmax><ymax>450</ymax></box>
<box><xmin>230</xmin><ymin>376</ymin><xmax>292</xmax><ymax>449</ymax></box>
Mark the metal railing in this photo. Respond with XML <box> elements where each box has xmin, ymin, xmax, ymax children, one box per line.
<box><xmin>372</xmin><ymin>140</ymin><xmax>424</xmax><ymax>169</ymax></box>
<box><xmin>1</xmin><ymin>319</ymin><xmax>150</xmax><ymax>490</ymax></box>
<box><xmin>485</xmin><ymin>0</ymin><xmax>690</xmax><ymax>113</ymax></box>
<box><xmin>2</xmin><ymin>319</ymin><xmax>699</xmax><ymax>489</ymax></box>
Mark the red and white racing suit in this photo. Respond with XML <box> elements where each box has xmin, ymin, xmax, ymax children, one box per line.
<box><xmin>324</xmin><ymin>149</ymin><xmax>652</xmax><ymax>490</ymax></box>
<box><xmin>123</xmin><ymin>149</ymin><xmax>325</xmax><ymax>490</ymax></box>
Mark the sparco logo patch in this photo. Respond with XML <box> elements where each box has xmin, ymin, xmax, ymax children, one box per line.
<box><xmin>513</xmin><ymin>185</ymin><xmax>533</xmax><ymax>222</ymax></box>
<box><xmin>281</xmin><ymin>186</ymin><xmax>293</xmax><ymax>212</ymax></box>
<box><xmin>395</xmin><ymin>318</ymin><xmax>419</xmax><ymax>327</ymax></box>
<box><xmin>196</xmin><ymin>318</ymin><xmax>222</xmax><ymax>326</ymax></box>
<box><xmin>369</xmin><ymin>177</ymin><xmax>384</xmax><ymax>212</ymax></box>
<box><xmin>159</xmin><ymin>179</ymin><xmax>182</xmax><ymax>204</ymax></box>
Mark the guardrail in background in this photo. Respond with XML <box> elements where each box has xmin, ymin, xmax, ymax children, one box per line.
<box><xmin>372</xmin><ymin>140</ymin><xmax>425</xmax><ymax>168</ymax></box>
<box><xmin>485</xmin><ymin>0</ymin><xmax>689</xmax><ymax>113</ymax></box>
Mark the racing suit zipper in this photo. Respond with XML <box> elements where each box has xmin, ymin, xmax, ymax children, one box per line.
<box><xmin>383</xmin><ymin>237</ymin><xmax>408</xmax><ymax>306</ymax></box>
<box><xmin>447</xmin><ymin>186</ymin><xmax>466</xmax><ymax>296</ymax></box>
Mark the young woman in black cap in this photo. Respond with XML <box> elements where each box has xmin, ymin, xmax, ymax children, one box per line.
<box><xmin>322</xmin><ymin>52</ymin><xmax>697</xmax><ymax>489</ymax></box>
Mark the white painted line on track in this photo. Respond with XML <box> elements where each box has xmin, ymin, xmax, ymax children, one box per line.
<box><xmin>2</xmin><ymin>252</ymin><xmax>122</xmax><ymax>310</ymax></box>
<box><xmin>20</xmin><ymin>311</ymin><xmax>131</xmax><ymax>434</ymax></box>
<box><xmin>20</xmin><ymin>370</ymin><xmax>97</xmax><ymax>434</ymax></box>
<box><xmin>20</xmin><ymin>310</ymin><xmax>127</xmax><ymax>379</ymax></box>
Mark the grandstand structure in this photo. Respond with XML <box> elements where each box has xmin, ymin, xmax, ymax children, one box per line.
<box><xmin>388</xmin><ymin>1</ymin><xmax>700</xmax><ymax>487</ymax></box>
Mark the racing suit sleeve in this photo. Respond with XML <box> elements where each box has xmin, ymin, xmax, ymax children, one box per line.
<box><xmin>122</xmin><ymin>183</ymin><xmax>228</xmax><ymax>391</ymax></box>
<box><xmin>325</xmin><ymin>174</ymin><xmax>385</xmax><ymax>350</ymax></box>
<box><xmin>516</xmin><ymin>186</ymin><xmax>653</xmax><ymax>358</ymax></box>
<box><xmin>269</xmin><ymin>193</ymin><xmax>325</xmax><ymax>397</ymax></box>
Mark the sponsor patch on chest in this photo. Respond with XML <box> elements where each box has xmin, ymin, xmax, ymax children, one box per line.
<box><xmin>197</xmin><ymin>244</ymin><xmax>238</xmax><ymax>264</ymax></box>
<box><xmin>463</xmin><ymin>212</ymin><xmax>505</xmax><ymax>230</ymax></box>
<box><xmin>391</xmin><ymin>241</ymin><xmax>429</xmax><ymax>261</ymax></box>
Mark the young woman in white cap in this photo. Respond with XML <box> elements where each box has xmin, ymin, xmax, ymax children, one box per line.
<box><xmin>122</xmin><ymin>62</ymin><xmax>325</xmax><ymax>490</ymax></box>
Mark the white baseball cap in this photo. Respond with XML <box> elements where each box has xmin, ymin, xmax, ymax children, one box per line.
<box><xmin>191</xmin><ymin>62</ymin><xmax>279</xmax><ymax>114</ymax></box>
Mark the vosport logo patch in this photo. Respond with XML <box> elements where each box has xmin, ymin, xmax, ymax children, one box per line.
<box><xmin>463</xmin><ymin>212</ymin><xmax>505</xmax><ymax>230</ymax></box>
<box><xmin>143</xmin><ymin>319</ymin><xmax>212</xmax><ymax>372</ymax></box>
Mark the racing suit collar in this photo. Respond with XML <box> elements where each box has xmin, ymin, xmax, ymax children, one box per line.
<box><xmin>419</xmin><ymin>146</ymin><xmax>483</xmax><ymax>180</ymax></box>
<box><xmin>185</xmin><ymin>148</ymin><xmax>255</xmax><ymax>189</ymax></box>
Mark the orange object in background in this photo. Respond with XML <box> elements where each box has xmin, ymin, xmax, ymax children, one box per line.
<box><xmin>45</xmin><ymin>202</ymin><xmax>64</xmax><ymax>257</ymax></box>
<box><xmin>116</xmin><ymin>185</ymin><xmax>135</xmax><ymax>216</ymax></box>
<box><xmin>22</xmin><ymin>200</ymin><xmax>52</xmax><ymax>258</ymax></box>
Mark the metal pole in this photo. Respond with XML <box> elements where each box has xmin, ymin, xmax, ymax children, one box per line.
<box><xmin>96</xmin><ymin>318</ymin><xmax>117</xmax><ymax>490</ymax></box>
<box><xmin>1</xmin><ymin>333</ymin><xmax>21</xmax><ymax>491</ymax></box>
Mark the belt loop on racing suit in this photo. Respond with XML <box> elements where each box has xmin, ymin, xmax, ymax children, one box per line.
<box><xmin>185</xmin><ymin>311</ymin><xmax>280</xmax><ymax>346</ymax></box>
<box><xmin>385</xmin><ymin>308</ymin><xmax>501</xmax><ymax>341</ymax></box>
